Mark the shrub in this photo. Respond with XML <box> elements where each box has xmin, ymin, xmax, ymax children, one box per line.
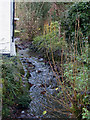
<box><xmin>43</xmin><ymin>35</ymin><xmax>89</xmax><ymax>119</ymax></box>
<box><xmin>30</xmin><ymin>21</ymin><xmax>68</xmax><ymax>61</ymax></box>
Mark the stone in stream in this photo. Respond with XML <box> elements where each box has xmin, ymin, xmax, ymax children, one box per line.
<box><xmin>53</xmin><ymin>75</ymin><xmax>56</xmax><ymax>78</ymax></box>
<box><xmin>28</xmin><ymin>64</ymin><xmax>35</xmax><ymax>68</ymax></box>
<box><xmin>26</xmin><ymin>60</ymin><xmax>32</xmax><ymax>64</ymax></box>
<box><xmin>46</xmin><ymin>88</ymin><xmax>55</xmax><ymax>95</ymax></box>
<box><xmin>36</xmin><ymin>70</ymin><xmax>42</xmax><ymax>73</ymax></box>
<box><xmin>38</xmin><ymin>55</ymin><xmax>43</xmax><ymax>59</ymax></box>
<box><xmin>26</xmin><ymin>71</ymin><xmax>31</xmax><ymax>78</ymax></box>
<box><xmin>39</xmin><ymin>58</ymin><xmax>43</xmax><ymax>62</ymax></box>
<box><xmin>22</xmin><ymin>59</ymin><xmax>26</xmax><ymax>63</ymax></box>
<box><xmin>48</xmin><ymin>85</ymin><xmax>52</xmax><ymax>89</ymax></box>
<box><xmin>17</xmin><ymin>45</ymin><xmax>23</xmax><ymax>50</ymax></box>
<box><xmin>26</xmin><ymin>60</ymin><xmax>35</xmax><ymax>68</ymax></box>
<box><xmin>39</xmin><ymin>84</ymin><xmax>45</xmax><ymax>88</ymax></box>
<box><xmin>19</xmin><ymin>114</ymin><xmax>26</xmax><ymax>118</ymax></box>
<box><xmin>28</xmin><ymin>82</ymin><xmax>34</xmax><ymax>88</ymax></box>
<box><xmin>23</xmin><ymin>47</ymin><xmax>27</xmax><ymax>50</ymax></box>
<box><xmin>40</xmin><ymin>90</ymin><xmax>46</xmax><ymax>95</ymax></box>
<box><xmin>46</xmin><ymin>84</ymin><xmax>49</xmax><ymax>87</ymax></box>
<box><xmin>21</xmin><ymin>111</ymin><xmax>25</xmax><ymax>114</ymax></box>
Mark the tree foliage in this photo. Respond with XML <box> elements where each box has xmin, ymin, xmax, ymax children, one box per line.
<box><xmin>16</xmin><ymin>2</ymin><xmax>51</xmax><ymax>40</ymax></box>
<box><xmin>65</xmin><ymin>2</ymin><xmax>90</xmax><ymax>42</ymax></box>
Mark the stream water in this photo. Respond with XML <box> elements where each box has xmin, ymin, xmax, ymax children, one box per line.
<box><xmin>16</xmin><ymin>38</ymin><xmax>66</xmax><ymax>119</ymax></box>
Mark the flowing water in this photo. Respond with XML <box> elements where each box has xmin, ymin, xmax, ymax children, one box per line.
<box><xmin>16</xmin><ymin>39</ymin><xmax>65</xmax><ymax>119</ymax></box>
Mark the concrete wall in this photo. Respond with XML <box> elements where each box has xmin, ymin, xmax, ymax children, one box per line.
<box><xmin>0</xmin><ymin>0</ymin><xmax>16</xmax><ymax>56</ymax></box>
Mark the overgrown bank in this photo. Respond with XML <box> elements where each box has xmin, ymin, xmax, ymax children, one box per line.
<box><xmin>29</xmin><ymin>32</ymin><xmax>89</xmax><ymax>119</ymax></box>
<box><xmin>1</xmin><ymin>56</ymin><xmax>31</xmax><ymax>119</ymax></box>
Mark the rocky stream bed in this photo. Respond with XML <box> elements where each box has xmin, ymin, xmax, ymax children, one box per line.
<box><xmin>15</xmin><ymin>38</ymin><xmax>67</xmax><ymax>119</ymax></box>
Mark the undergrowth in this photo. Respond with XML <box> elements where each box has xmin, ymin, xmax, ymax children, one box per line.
<box><xmin>42</xmin><ymin>28</ymin><xmax>89</xmax><ymax>119</ymax></box>
<box><xmin>30</xmin><ymin>10</ymin><xmax>90</xmax><ymax>120</ymax></box>
<box><xmin>1</xmin><ymin>56</ymin><xmax>31</xmax><ymax>119</ymax></box>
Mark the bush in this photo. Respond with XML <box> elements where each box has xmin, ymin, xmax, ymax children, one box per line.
<box><xmin>43</xmin><ymin>35</ymin><xmax>89</xmax><ymax>120</ymax></box>
<box><xmin>29</xmin><ymin>21</ymin><xmax>68</xmax><ymax>61</ymax></box>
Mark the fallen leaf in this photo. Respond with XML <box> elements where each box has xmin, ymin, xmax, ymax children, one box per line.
<box><xmin>55</xmin><ymin>88</ymin><xmax>58</xmax><ymax>90</ymax></box>
<box><xmin>40</xmin><ymin>91</ymin><xmax>46</xmax><ymax>95</ymax></box>
<box><xmin>43</xmin><ymin>111</ymin><xmax>47</xmax><ymax>115</ymax></box>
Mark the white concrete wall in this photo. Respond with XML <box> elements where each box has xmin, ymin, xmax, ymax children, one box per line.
<box><xmin>0</xmin><ymin>1</ymin><xmax>11</xmax><ymax>54</ymax></box>
<box><xmin>0</xmin><ymin>0</ymin><xmax>16</xmax><ymax>56</ymax></box>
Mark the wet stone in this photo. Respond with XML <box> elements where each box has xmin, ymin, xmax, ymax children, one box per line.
<box><xmin>23</xmin><ymin>60</ymin><xmax>26</xmax><ymax>63</ymax></box>
<box><xmin>36</xmin><ymin>70</ymin><xmax>42</xmax><ymax>73</ymax></box>
<box><xmin>20</xmin><ymin>114</ymin><xmax>26</xmax><ymax>118</ymax></box>
<box><xmin>39</xmin><ymin>58</ymin><xmax>43</xmax><ymax>62</ymax></box>
<box><xmin>21</xmin><ymin>111</ymin><xmax>25</xmax><ymax>114</ymax></box>
<box><xmin>18</xmin><ymin>45</ymin><xmax>59</xmax><ymax>118</ymax></box>
<box><xmin>28</xmin><ymin>82</ymin><xmax>34</xmax><ymax>88</ymax></box>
